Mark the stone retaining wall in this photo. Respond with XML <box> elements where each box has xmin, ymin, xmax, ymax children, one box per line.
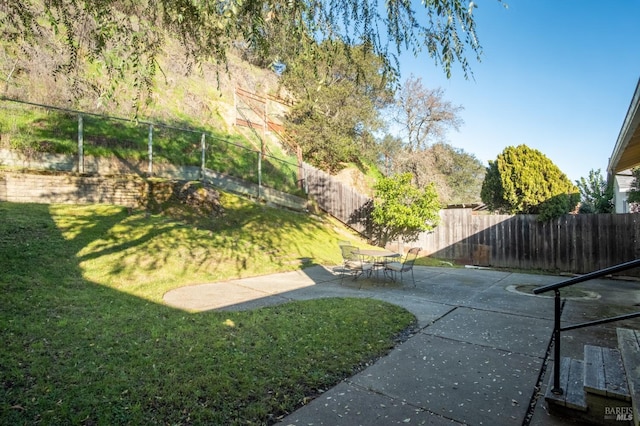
<box><xmin>0</xmin><ymin>149</ymin><xmax>308</xmax><ymax>211</ymax></box>
<box><xmin>0</xmin><ymin>172</ymin><xmax>147</xmax><ymax>208</ymax></box>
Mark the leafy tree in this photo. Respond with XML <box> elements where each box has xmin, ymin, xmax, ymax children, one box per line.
<box><xmin>627</xmin><ymin>168</ymin><xmax>640</xmax><ymax>211</ymax></box>
<box><xmin>423</xmin><ymin>142</ymin><xmax>484</xmax><ymax>204</ymax></box>
<box><xmin>371</xmin><ymin>173</ymin><xmax>440</xmax><ymax>247</ymax></box>
<box><xmin>282</xmin><ymin>43</ymin><xmax>394</xmax><ymax>172</ymax></box>
<box><xmin>575</xmin><ymin>169</ymin><xmax>613</xmax><ymax>213</ymax></box>
<box><xmin>389</xmin><ymin>142</ymin><xmax>484</xmax><ymax>205</ymax></box>
<box><xmin>382</xmin><ymin>75</ymin><xmax>480</xmax><ymax>203</ymax></box>
<box><xmin>377</xmin><ymin>134</ymin><xmax>404</xmax><ymax>176</ymax></box>
<box><xmin>1</xmin><ymin>0</ymin><xmax>486</xmax><ymax>108</ymax></box>
<box><xmin>481</xmin><ymin>145</ymin><xmax>579</xmax><ymax>220</ymax></box>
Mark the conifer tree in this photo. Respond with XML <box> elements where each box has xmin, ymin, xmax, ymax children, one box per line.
<box><xmin>481</xmin><ymin>145</ymin><xmax>579</xmax><ymax>220</ymax></box>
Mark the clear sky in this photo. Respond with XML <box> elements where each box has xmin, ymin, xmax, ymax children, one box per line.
<box><xmin>395</xmin><ymin>0</ymin><xmax>640</xmax><ymax>183</ymax></box>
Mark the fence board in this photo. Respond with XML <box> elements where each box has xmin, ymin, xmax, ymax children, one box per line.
<box><xmin>303</xmin><ymin>163</ymin><xmax>371</xmax><ymax>237</ymax></box>
<box><xmin>417</xmin><ymin>209</ymin><xmax>640</xmax><ymax>277</ymax></box>
<box><xmin>302</xmin><ymin>163</ymin><xmax>640</xmax><ymax>276</ymax></box>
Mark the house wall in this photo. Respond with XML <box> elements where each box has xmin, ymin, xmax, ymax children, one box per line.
<box><xmin>614</xmin><ymin>173</ymin><xmax>634</xmax><ymax>213</ymax></box>
<box><xmin>615</xmin><ymin>179</ymin><xmax>629</xmax><ymax>213</ymax></box>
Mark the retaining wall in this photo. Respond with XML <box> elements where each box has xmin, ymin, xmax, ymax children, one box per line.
<box><xmin>0</xmin><ymin>172</ymin><xmax>147</xmax><ymax>208</ymax></box>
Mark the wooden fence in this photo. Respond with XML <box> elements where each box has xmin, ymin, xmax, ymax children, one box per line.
<box><xmin>417</xmin><ymin>208</ymin><xmax>640</xmax><ymax>276</ymax></box>
<box><xmin>303</xmin><ymin>164</ymin><xmax>372</xmax><ymax>237</ymax></box>
<box><xmin>301</xmin><ymin>169</ymin><xmax>640</xmax><ymax>276</ymax></box>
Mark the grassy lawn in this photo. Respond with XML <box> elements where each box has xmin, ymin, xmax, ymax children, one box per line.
<box><xmin>0</xmin><ymin>200</ymin><xmax>416</xmax><ymax>425</ymax></box>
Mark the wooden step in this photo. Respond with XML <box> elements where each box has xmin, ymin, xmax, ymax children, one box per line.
<box><xmin>584</xmin><ymin>345</ymin><xmax>631</xmax><ymax>401</ymax></box>
<box><xmin>617</xmin><ymin>328</ymin><xmax>640</xmax><ymax>426</ymax></box>
<box><xmin>545</xmin><ymin>357</ymin><xmax>587</xmax><ymax>411</ymax></box>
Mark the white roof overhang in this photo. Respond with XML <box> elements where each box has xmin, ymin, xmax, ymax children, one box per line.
<box><xmin>608</xmin><ymin>78</ymin><xmax>640</xmax><ymax>176</ymax></box>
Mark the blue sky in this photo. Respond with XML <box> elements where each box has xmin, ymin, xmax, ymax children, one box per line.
<box><xmin>394</xmin><ymin>0</ymin><xmax>640</xmax><ymax>183</ymax></box>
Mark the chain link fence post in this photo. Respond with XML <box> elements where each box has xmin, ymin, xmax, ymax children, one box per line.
<box><xmin>77</xmin><ymin>114</ymin><xmax>84</xmax><ymax>174</ymax></box>
<box><xmin>257</xmin><ymin>150</ymin><xmax>262</xmax><ymax>199</ymax></box>
<box><xmin>147</xmin><ymin>124</ymin><xmax>153</xmax><ymax>176</ymax></box>
<box><xmin>200</xmin><ymin>133</ymin><xmax>206</xmax><ymax>180</ymax></box>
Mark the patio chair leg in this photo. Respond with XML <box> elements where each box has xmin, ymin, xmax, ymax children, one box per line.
<box><xmin>385</xmin><ymin>269</ymin><xmax>395</xmax><ymax>282</ymax></box>
<box><xmin>339</xmin><ymin>267</ymin><xmax>352</xmax><ymax>285</ymax></box>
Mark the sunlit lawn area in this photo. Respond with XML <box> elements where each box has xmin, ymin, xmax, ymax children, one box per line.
<box><xmin>0</xmin><ymin>199</ymin><xmax>416</xmax><ymax>425</ymax></box>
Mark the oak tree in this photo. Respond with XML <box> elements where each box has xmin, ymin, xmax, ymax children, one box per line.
<box><xmin>428</xmin><ymin>142</ymin><xmax>485</xmax><ymax>204</ymax></box>
<box><xmin>383</xmin><ymin>76</ymin><xmax>480</xmax><ymax>203</ymax></box>
<box><xmin>281</xmin><ymin>42</ymin><xmax>394</xmax><ymax>172</ymax></box>
<box><xmin>392</xmin><ymin>75</ymin><xmax>463</xmax><ymax>153</ymax></box>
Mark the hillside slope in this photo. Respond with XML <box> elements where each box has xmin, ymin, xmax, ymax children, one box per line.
<box><xmin>4</xmin><ymin>24</ymin><xmax>295</xmax><ymax>147</ymax></box>
<box><xmin>2</xmin><ymin>36</ymin><xmax>377</xmax><ymax>193</ymax></box>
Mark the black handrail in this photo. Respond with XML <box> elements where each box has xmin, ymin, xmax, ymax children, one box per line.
<box><xmin>533</xmin><ymin>259</ymin><xmax>640</xmax><ymax>395</ymax></box>
<box><xmin>533</xmin><ymin>259</ymin><xmax>640</xmax><ymax>295</ymax></box>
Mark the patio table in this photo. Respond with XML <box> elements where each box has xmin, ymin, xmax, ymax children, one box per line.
<box><xmin>357</xmin><ymin>249</ymin><xmax>401</xmax><ymax>278</ymax></box>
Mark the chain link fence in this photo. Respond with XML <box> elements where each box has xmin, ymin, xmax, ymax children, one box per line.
<box><xmin>0</xmin><ymin>97</ymin><xmax>304</xmax><ymax>196</ymax></box>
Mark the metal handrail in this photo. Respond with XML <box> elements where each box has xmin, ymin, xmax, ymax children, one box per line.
<box><xmin>533</xmin><ymin>259</ymin><xmax>640</xmax><ymax>395</ymax></box>
<box><xmin>534</xmin><ymin>259</ymin><xmax>640</xmax><ymax>294</ymax></box>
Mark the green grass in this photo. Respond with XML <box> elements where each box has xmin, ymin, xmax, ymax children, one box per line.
<box><xmin>415</xmin><ymin>256</ymin><xmax>461</xmax><ymax>268</ymax></box>
<box><xmin>57</xmin><ymin>191</ymin><xmax>356</xmax><ymax>302</ymax></box>
<box><xmin>0</xmin><ymin>100</ymin><xmax>303</xmax><ymax>194</ymax></box>
<box><xmin>0</xmin><ymin>200</ymin><xmax>416</xmax><ymax>425</ymax></box>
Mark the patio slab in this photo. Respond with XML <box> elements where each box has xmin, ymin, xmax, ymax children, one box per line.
<box><xmin>349</xmin><ymin>333</ymin><xmax>543</xmax><ymax>425</ymax></box>
<box><xmin>161</xmin><ymin>264</ymin><xmax>640</xmax><ymax>425</ymax></box>
<box><xmin>281</xmin><ymin>381</ymin><xmax>463</xmax><ymax>426</ymax></box>
<box><xmin>424</xmin><ymin>307</ymin><xmax>552</xmax><ymax>357</ymax></box>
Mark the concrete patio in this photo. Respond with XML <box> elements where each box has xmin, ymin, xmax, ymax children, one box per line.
<box><xmin>164</xmin><ymin>265</ymin><xmax>640</xmax><ymax>425</ymax></box>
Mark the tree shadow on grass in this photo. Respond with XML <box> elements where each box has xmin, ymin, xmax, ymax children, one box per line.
<box><xmin>0</xmin><ymin>202</ymin><xmax>411</xmax><ymax>425</ymax></box>
<box><xmin>65</xmin><ymin>202</ymin><xmax>333</xmax><ymax>296</ymax></box>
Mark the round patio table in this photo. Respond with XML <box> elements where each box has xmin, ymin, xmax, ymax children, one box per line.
<box><xmin>357</xmin><ymin>249</ymin><xmax>401</xmax><ymax>278</ymax></box>
<box><xmin>357</xmin><ymin>249</ymin><xmax>401</xmax><ymax>258</ymax></box>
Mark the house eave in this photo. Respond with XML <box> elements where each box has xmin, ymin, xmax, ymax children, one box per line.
<box><xmin>608</xmin><ymin>77</ymin><xmax>640</xmax><ymax>176</ymax></box>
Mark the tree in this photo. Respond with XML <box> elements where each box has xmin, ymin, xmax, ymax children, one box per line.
<box><xmin>627</xmin><ymin>167</ymin><xmax>640</xmax><ymax>211</ymax></box>
<box><xmin>388</xmin><ymin>142</ymin><xmax>484</xmax><ymax>204</ymax></box>
<box><xmin>575</xmin><ymin>169</ymin><xmax>613</xmax><ymax>213</ymax></box>
<box><xmin>281</xmin><ymin>42</ymin><xmax>395</xmax><ymax>172</ymax></box>
<box><xmin>382</xmin><ymin>76</ymin><xmax>480</xmax><ymax>203</ymax></box>
<box><xmin>428</xmin><ymin>142</ymin><xmax>485</xmax><ymax>204</ymax></box>
<box><xmin>377</xmin><ymin>134</ymin><xmax>404</xmax><ymax>176</ymax></box>
<box><xmin>392</xmin><ymin>75</ymin><xmax>463</xmax><ymax>153</ymax></box>
<box><xmin>386</xmin><ymin>76</ymin><xmax>464</xmax><ymax>189</ymax></box>
<box><xmin>480</xmin><ymin>145</ymin><xmax>579</xmax><ymax>220</ymax></box>
<box><xmin>1</xmin><ymin>0</ymin><xmax>486</xmax><ymax>108</ymax></box>
<box><xmin>371</xmin><ymin>173</ymin><xmax>440</xmax><ymax>247</ymax></box>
